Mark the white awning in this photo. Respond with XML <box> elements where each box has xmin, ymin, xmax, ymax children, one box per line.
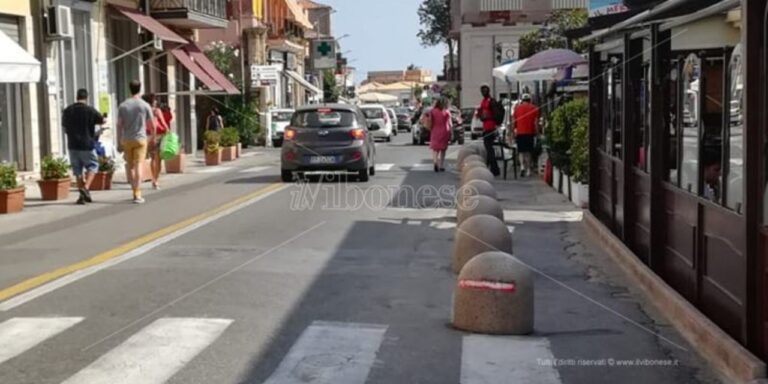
<box><xmin>0</xmin><ymin>30</ymin><xmax>40</xmax><ymax>83</ymax></box>
<box><xmin>492</xmin><ymin>59</ymin><xmax>558</xmax><ymax>83</ymax></box>
<box><xmin>285</xmin><ymin>70</ymin><xmax>322</xmax><ymax>95</ymax></box>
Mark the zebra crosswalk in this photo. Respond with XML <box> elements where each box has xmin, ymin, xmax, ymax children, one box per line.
<box><xmin>0</xmin><ymin>316</ymin><xmax>563</xmax><ymax>384</ymax></box>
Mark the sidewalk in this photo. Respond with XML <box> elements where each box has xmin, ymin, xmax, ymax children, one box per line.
<box><xmin>487</xmin><ymin>175</ymin><xmax>722</xmax><ymax>383</ymax></box>
<box><xmin>0</xmin><ymin>149</ymin><xmax>275</xmax><ymax>237</ymax></box>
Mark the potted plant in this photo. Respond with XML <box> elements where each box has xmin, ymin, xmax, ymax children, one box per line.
<box><xmin>547</xmin><ymin>98</ymin><xmax>587</xmax><ymax>195</ymax></box>
<box><xmin>570</xmin><ymin>115</ymin><xmax>589</xmax><ymax>208</ymax></box>
<box><xmin>91</xmin><ymin>156</ymin><xmax>115</xmax><ymax>191</ymax></box>
<box><xmin>38</xmin><ymin>155</ymin><xmax>71</xmax><ymax>201</ymax></box>
<box><xmin>204</xmin><ymin>130</ymin><xmax>222</xmax><ymax>166</ymax></box>
<box><xmin>0</xmin><ymin>163</ymin><xmax>24</xmax><ymax>214</ymax></box>
<box><xmin>220</xmin><ymin>127</ymin><xmax>239</xmax><ymax>162</ymax></box>
<box><xmin>165</xmin><ymin>146</ymin><xmax>186</xmax><ymax>174</ymax></box>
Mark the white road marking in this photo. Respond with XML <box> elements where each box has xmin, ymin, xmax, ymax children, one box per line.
<box><xmin>239</xmin><ymin>152</ymin><xmax>261</xmax><ymax>158</ymax></box>
<box><xmin>62</xmin><ymin>318</ymin><xmax>232</xmax><ymax>384</ymax></box>
<box><xmin>374</xmin><ymin>163</ymin><xmax>395</xmax><ymax>172</ymax></box>
<box><xmin>240</xmin><ymin>166</ymin><xmax>272</xmax><ymax>173</ymax></box>
<box><xmin>264</xmin><ymin>321</ymin><xmax>387</xmax><ymax>384</ymax></box>
<box><xmin>194</xmin><ymin>166</ymin><xmax>234</xmax><ymax>174</ymax></box>
<box><xmin>0</xmin><ymin>317</ymin><xmax>84</xmax><ymax>364</ymax></box>
<box><xmin>461</xmin><ymin>335</ymin><xmax>562</xmax><ymax>384</ymax></box>
<box><xmin>410</xmin><ymin>163</ymin><xmax>433</xmax><ymax>171</ymax></box>
<box><xmin>0</xmin><ymin>185</ymin><xmax>288</xmax><ymax>311</ymax></box>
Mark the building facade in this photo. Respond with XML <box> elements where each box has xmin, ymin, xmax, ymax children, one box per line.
<box><xmin>452</xmin><ymin>0</ymin><xmax>587</xmax><ymax>108</ymax></box>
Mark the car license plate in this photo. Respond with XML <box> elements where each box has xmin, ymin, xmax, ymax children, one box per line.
<box><xmin>309</xmin><ymin>156</ymin><xmax>337</xmax><ymax>164</ymax></box>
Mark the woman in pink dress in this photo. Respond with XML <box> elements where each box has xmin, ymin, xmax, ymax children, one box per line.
<box><xmin>429</xmin><ymin>98</ymin><xmax>452</xmax><ymax>172</ymax></box>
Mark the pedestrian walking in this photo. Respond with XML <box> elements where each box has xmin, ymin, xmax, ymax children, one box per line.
<box><xmin>205</xmin><ymin>107</ymin><xmax>223</xmax><ymax>131</ymax></box>
<box><xmin>476</xmin><ymin>84</ymin><xmax>502</xmax><ymax>176</ymax></box>
<box><xmin>117</xmin><ymin>80</ymin><xmax>156</xmax><ymax>204</ymax></box>
<box><xmin>512</xmin><ymin>93</ymin><xmax>540</xmax><ymax>177</ymax></box>
<box><xmin>62</xmin><ymin>88</ymin><xmax>105</xmax><ymax>205</ymax></box>
<box><xmin>142</xmin><ymin>94</ymin><xmax>169</xmax><ymax>190</ymax></box>
<box><xmin>428</xmin><ymin>98</ymin><xmax>452</xmax><ymax>172</ymax></box>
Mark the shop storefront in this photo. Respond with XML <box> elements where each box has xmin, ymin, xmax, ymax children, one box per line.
<box><xmin>0</xmin><ymin>8</ymin><xmax>40</xmax><ymax>171</ymax></box>
<box><xmin>584</xmin><ymin>0</ymin><xmax>768</xmax><ymax>364</ymax></box>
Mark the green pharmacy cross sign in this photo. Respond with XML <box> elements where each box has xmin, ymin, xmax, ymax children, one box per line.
<box><xmin>312</xmin><ymin>38</ymin><xmax>336</xmax><ymax>70</ymax></box>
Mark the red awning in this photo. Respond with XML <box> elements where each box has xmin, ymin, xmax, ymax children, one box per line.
<box><xmin>171</xmin><ymin>48</ymin><xmax>224</xmax><ymax>92</ymax></box>
<box><xmin>112</xmin><ymin>5</ymin><xmax>187</xmax><ymax>44</ymax></box>
<box><xmin>186</xmin><ymin>43</ymin><xmax>240</xmax><ymax>95</ymax></box>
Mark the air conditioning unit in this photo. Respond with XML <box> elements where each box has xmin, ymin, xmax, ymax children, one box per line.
<box><xmin>46</xmin><ymin>6</ymin><xmax>73</xmax><ymax>39</ymax></box>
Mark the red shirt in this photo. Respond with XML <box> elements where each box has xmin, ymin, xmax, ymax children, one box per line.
<box><xmin>514</xmin><ymin>102</ymin><xmax>539</xmax><ymax>135</ymax></box>
<box><xmin>479</xmin><ymin>97</ymin><xmax>496</xmax><ymax>132</ymax></box>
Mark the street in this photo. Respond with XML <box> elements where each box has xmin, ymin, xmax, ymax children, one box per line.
<box><xmin>0</xmin><ymin>134</ymin><xmax>720</xmax><ymax>384</ymax></box>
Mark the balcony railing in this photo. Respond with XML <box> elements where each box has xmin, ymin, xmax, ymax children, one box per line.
<box><xmin>552</xmin><ymin>0</ymin><xmax>587</xmax><ymax>9</ymax></box>
<box><xmin>480</xmin><ymin>0</ymin><xmax>523</xmax><ymax>12</ymax></box>
<box><xmin>480</xmin><ymin>0</ymin><xmax>586</xmax><ymax>12</ymax></box>
<box><xmin>151</xmin><ymin>0</ymin><xmax>227</xmax><ymax>20</ymax></box>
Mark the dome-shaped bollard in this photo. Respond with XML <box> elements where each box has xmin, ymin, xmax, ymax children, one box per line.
<box><xmin>460</xmin><ymin>166</ymin><xmax>495</xmax><ymax>186</ymax></box>
<box><xmin>459</xmin><ymin>154</ymin><xmax>485</xmax><ymax>173</ymax></box>
<box><xmin>456</xmin><ymin>179</ymin><xmax>498</xmax><ymax>208</ymax></box>
<box><xmin>456</xmin><ymin>195</ymin><xmax>504</xmax><ymax>227</ymax></box>
<box><xmin>457</xmin><ymin>148</ymin><xmax>479</xmax><ymax>171</ymax></box>
<box><xmin>470</xmin><ymin>143</ymin><xmax>487</xmax><ymax>159</ymax></box>
<box><xmin>453</xmin><ymin>214</ymin><xmax>512</xmax><ymax>273</ymax></box>
<box><xmin>460</xmin><ymin>159</ymin><xmax>487</xmax><ymax>176</ymax></box>
<box><xmin>452</xmin><ymin>251</ymin><xmax>533</xmax><ymax>335</ymax></box>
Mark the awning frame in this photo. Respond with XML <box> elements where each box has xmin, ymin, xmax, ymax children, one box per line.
<box><xmin>285</xmin><ymin>70</ymin><xmax>322</xmax><ymax>95</ymax></box>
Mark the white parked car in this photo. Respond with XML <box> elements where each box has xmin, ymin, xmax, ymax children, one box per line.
<box><xmin>270</xmin><ymin>108</ymin><xmax>295</xmax><ymax>147</ymax></box>
<box><xmin>386</xmin><ymin>108</ymin><xmax>399</xmax><ymax>136</ymax></box>
<box><xmin>360</xmin><ymin>104</ymin><xmax>394</xmax><ymax>142</ymax></box>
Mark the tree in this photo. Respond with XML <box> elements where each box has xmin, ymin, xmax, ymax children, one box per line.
<box><xmin>417</xmin><ymin>0</ymin><xmax>455</xmax><ymax>79</ymax></box>
<box><xmin>323</xmin><ymin>69</ymin><xmax>340</xmax><ymax>103</ymax></box>
<box><xmin>519</xmin><ymin>9</ymin><xmax>588</xmax><ymax>59</ymax></box>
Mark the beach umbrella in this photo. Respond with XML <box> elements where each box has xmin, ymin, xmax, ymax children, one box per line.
<box><xmin>518</xmin><ymin>49</ymin><xmax>587</xmax><ymax>73</ymax></box>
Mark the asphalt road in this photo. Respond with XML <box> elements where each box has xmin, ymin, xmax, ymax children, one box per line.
<box><xmin>0</xmin><ymin>132</ymin><xmax>720</xmax><ymax>384</ymax></box>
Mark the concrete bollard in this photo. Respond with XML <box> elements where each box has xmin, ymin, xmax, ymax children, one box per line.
<box><xmin>457</xmin><ymin>179</ymin><xmax>498</xmax><ymax>204</ymax></box>
<box><xmin>457</xmin><ymin>148</ymin><xmax>479</xmax><ymax>171</ymax></box>
<box><xmin>459</xmin><ymin>154</ymin><xmax>485</xmax><ymax>173</ymax></box>
<box><xmin>452</xmin><ymin>251</ymin><xmax>533</xmax><ymax>335</ymax></box>
<box><xmin>470</xmin><ymin>143</ymin><xmax>487</xmax><ymax>160</ymax></box>
<box><xmin>456</xmin><ymin>195</ymin><xmax>504</xmax><ymax>227</ymax></box>
<box><xmin>453</xmin><ymin>214</ymin><xmax>512</xmax><ymax>273</ymax></box>
<box><xmin>460</xmin><ymin>166</ymin><xmax>495</xmax><ymax>186</ymax></box>
<box><xmin>461</xmin><ymin>159</ymin><xmax>487</xmax><ymax>176</ymax></box>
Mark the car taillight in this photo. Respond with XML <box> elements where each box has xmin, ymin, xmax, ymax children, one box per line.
<box><xmin>284</xmin><ymin>151</ymin><xmax>297</xmax><ymax>161</ymax></box>
<box><xmin>351</xmin><ymin>151</ymin><xmax>362</xmax><ymax>161</ymax></box>
<box><xmin>350</xmin><ymin>128</ymin><xmax>365</xmax><ymax>140</ymax></box>
<box><xmin>284</xmin><ymin>128</ymin><xmax>296</xmax><ymax>141</ymax></box>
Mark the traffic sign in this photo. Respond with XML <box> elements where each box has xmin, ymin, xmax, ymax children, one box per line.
<box><xmin>311</xmin><ymin>38</ymin><xmax>336</xmax><ymax>70</ymax></box>
<box><xmin>251</xmin><ymin>65</ymin><xmax>280</xmax><ymax>87</ymax></box>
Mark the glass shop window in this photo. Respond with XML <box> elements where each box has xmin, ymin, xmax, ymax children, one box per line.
<box><xmin>679</xmin><ymin>53</ymin><xmax>701</xmax><ymax>194</ymax></box>
<box><xmin>725</xmin><ymin>44</ymin><xmax>744</xmax><ymax>213</ymax></box>
<box><xmin>602</xmin><ymin>57</ymin><xmax>623</xmax><ymax>158</ymax></box>
<box><xmin>666</xmin><ymin>60</ymin><xmax>680</xmax><ymax>184</ymax></box>
<box><xmin>699</xmin><ymin>56</ymin><xmax>724</xmax><ymax>203</ymax></box>
<box><xmin>635</xmin><ymin>63</ymin><xmax>651</xmax><ymax>172</ymax></box>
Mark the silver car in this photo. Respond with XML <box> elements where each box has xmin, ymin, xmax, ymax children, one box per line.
<box><xmin>280</xmin><ymin>104</ymin><xmax>378</xmax><ymax>182</ymax></box>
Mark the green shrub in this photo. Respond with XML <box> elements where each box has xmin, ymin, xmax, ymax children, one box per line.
<box><xmin>204</xmin><ymin>130</ymin><xmax>221</xmax><ymax>154</ymax></box>
<box><xmin>220</xmin><ymin>127</ymin><xmax>240</xmax><ymax>147</ymax></box>
<box><xmin>570</xmin><ymin>115</ymin><xmax>589</xmax><ymax>184</ymax></box>
<box><xmin>98</xmin><ymin>156</ymin><xmax>116</xmax><ymax>173</ymax></box>
<box><xmin>220</xmin><ymin>98</ymin><xmax>261</xmax><ymax>146</ymax></box>
<box><xmin>0</xmin><ymin>163</ymin><xmax>18</xmax><ymax>190</ymax></box>
<box><xmin>547</xmin><ymin>98</ymin><xmax>587</xmax><ymax>174</ymax></box>
<box><xmin>40</xmin><ymin>155</ymin><xmax>70</xmax><ymax>180</ymax></box>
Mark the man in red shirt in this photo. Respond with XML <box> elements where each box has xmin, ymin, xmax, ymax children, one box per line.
<box><xmin>477</xmin><ymin>84</ymin><xmax>500</xmax><ymax>176</ymax></box>
<box><xmin>512</xmin><ymin>94</ymin><xmax>540</xmax><ymax>177</ymax></box>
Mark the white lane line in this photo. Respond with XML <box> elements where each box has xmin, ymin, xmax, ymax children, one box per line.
<box><xmin>240</xmin><ymin>166</ymin><xmax>272</xmax><ymax>174</ymax></box>
<box><xmin>461</xmin><ymin>335</ymin><xmax>562</xmax><ymax>384</ymax></box>
<box><xmin>62</xmin><ymin>318</ymin><xmax>232</xmax><ymax>384</ymax></box>
<box><xmin>0</xmin><ymin>317</ymin><xmax>84</xmax><ymax>365</ymax></box>
<box><xmin>0</xmin><ymin>185</ymin><xmax>288</xmax><ymax>312</ymax></box>
<box><xmin>264</xmin><ymin>321</ymin><xmax>387</xmax><ymax>384</ymax></box>
<box><xmin>410</xmin><ymin>163</ymin><xmax>433</xmax><ymax>171</ymax></box>
<box><xmin>194</xmin><ymin>166</ymin><xmax>234</xmax><ymax>174</ymax></box>
<box><xmin>239</xmin><ymin>152</ymin><xmax>262</xmax><ymax>158</ymax></box>
<box><xmin>375</xmin><ymin>163</ymin><xmax>395</xmax><ymax>172</ymax></box>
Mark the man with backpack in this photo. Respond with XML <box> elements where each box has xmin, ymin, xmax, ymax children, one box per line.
<box><xmin>476</xmin><ymin>84</ymin><xmax>503</xmax><ymax>176</ymax></box>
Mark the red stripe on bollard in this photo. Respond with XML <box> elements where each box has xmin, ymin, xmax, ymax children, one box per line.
<box><xmin>458</xmin><ymin>280</ymin><xmax>516</xmax><ymax>293</ymax></box>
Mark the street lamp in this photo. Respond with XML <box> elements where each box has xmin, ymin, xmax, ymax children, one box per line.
<box><xmin>335</xmin><ymin>34</ymin><xmax>351</xmax><ymax>42</ymax></box>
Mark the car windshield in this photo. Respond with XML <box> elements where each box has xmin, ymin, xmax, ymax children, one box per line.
<box><xmin>291</xmin><ymin>109</ymin><xmax>356</xmax><ymax>128</ymax></box>
<box><xmin>361</xmin><ymin>108</ymin><xmax>385</xmax><ymax>119</ymax></box>
<box><xmin>271</xmin><ymin>111</ymin><xmax>293</xmax><ymax>122</ymax></box>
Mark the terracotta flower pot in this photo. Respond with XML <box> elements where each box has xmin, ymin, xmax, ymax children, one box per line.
<box><xmin>0</xmin><ymin>186</ymin><xmax>25</xmax><ymax>214</ymax></box>
<box><xmin>38</xmin><ymin>178</ymin><xmax>71</xmax><ymax>201</ymax></box>
<box><xmin>90</xmin><ymin>172</ymin><xmax>113</xmax><ymax>191</ymax></box>
<box><xmin>221</xmin><ymin>146</ymin><xmax>237</xmax><ymax>162</ymax></box>
<box><xmin>205</xmin><ymin>149</ymin><xmax>222</xmax><ymax>166</ymax></box>
<box><xmin>165</xmin><ymin>153</ymin><xmax>186</xmax><ymax>174</ymax></box>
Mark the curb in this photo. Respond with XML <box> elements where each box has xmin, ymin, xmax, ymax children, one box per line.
<box><xmin>583</xmin><ymin>211</ymin><xmax>766</xmax><ymax>384</ymax></box>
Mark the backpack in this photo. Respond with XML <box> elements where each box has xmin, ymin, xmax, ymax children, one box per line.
<box><xmin>420</xmin><ymin>110</ymin><xmax>433</xmax><ymax>131</ymax></box>
<box><xmin>491</xmin><ymin>99</ymin><xmax>505</xmax><ymax>126</ymax></box>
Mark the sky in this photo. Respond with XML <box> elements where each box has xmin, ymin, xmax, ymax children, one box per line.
<box><xmin>320</xmin><ymin>0</ymin><xmax>446</xmax><ymax>84</ymax></box>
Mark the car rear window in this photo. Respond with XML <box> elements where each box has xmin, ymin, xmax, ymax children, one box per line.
<box><xmin>271</xmin><ymin>111</ymin><xmax>293</xmax><ymax>122</ymax></box>
<box><xmin>361</xmin><ymin>108</ymin><xmax>385</xmax><ymax>119</ymax></box>
<box><xmin>291</xmin><ymin>109</ymin><xmax>357</xmax><ymax>128</ymax></box>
